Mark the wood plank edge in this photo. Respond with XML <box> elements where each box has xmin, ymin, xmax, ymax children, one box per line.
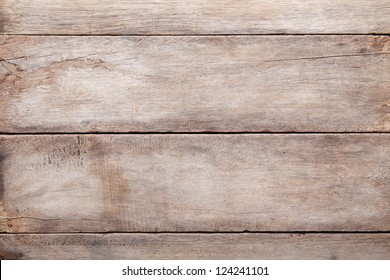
<box><xmin>1</xmin><ymin>233</ymin><xmax>389</xmax><ymax>259</ymax></box>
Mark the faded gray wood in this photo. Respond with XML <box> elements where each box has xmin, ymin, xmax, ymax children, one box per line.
<box><xmin>0</xmin><ymin>233</ymin><xmax>389</xmax><ymax>259</ymax></box>
<box><xmin>1</xmin><ymin>35</ymin><xmax>390</xmax><ymax>133</ymax></box>
<box><xmin>1</xmin><ymin>1</ymin><xmax>390</xmax><ymax>34</ymax></box>
<box><xmin>0</xmin><ymin>134</ymin><xmax>389</xmax><ymax>233</ymax></box>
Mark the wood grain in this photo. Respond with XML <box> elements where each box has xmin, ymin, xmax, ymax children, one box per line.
<box><xmin>0</xmin><ymin>233</ymin><xmax>389</xmax><ymax>259</ymax></box>
<box><xmin>1</xmin><ymin>35</ymin><xmax>390</xmax><ymax>132</ymax></box>
<box><xmin>0</xmin><ymin>134</ymin><xmax>389</xmax><ymax>233</ymax></box>
<box><xmin>1</xmin><ymin>1</ymin><xmax>390</xmax><ymax>34</ymax></box>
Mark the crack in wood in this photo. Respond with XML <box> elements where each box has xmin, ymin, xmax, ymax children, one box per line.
<box><xmin>263</xmin><ymin>52</ymin><xmax>390</xmax><ymax>63</ymax></box>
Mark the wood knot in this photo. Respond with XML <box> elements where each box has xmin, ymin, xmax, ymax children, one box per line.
<box><xmin>6</xmin><ymin>219</ymin><xmax>13</xmax><ymax>228</ymax></box>
<box><xmin>381</xmin><ymin>101</ymin><xmax>390</xmax><ymax>108</ymax></box>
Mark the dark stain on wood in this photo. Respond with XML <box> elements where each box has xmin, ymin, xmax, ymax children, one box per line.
<box><xmin>0</xmin><ymin>249</ymin><xmax>24</xmax><ymax>260</ymax></box>
<box><xmin>0</xmin><ymin>7</ymin><xmax>8</xmax><ymax>34</ymax></box>
<box><xmin>0</xmin><ymin>152</ymin><xmax>6</xmax><ymax>201</ymax></box>
<box><xmin>358</xmin><ymin>47</ymin><xmax>368</xmax><ymax>54</ymax></box>
<box><xmin>90</xmin><ymin>138</ymin><xmax>130</xmax><ymax>230</ymax></box>
<box><xmin>371</xmin><ymin>36</ymin><xmax>390</xmax><ymax>52</ymax></box>
<box><xmin>100</xmin><ymin>164</ymin><xmax>130</xmax><ymax>228</ymax></box>
<box><xmin>0</xmin><ymin>20</ymin><xmax>4</xmax><ymax>34</ymax></box>
<box><xmin>0</xmin><ymin>146</ymin><xmax>10</xmax><ymax>232</ymax></box>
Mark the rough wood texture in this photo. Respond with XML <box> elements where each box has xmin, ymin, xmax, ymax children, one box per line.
<box><xmin>1</xmin><ymin>134</ymin><xmax>389</xmax><ymax>233</ymax></box>
<box><xmin>0</xmin><ymin>233</ymin><xmax>389</xmax><ymax>259</ymax></box>
<box><xmin>1</xmin><ymin>35</ymin><xmax>390</xmax><ymax>132</ymax></box>
<box><xmin>1</xmin><ymin>1</ymin><xmax>390</xmax><ymax>34</ymax></box>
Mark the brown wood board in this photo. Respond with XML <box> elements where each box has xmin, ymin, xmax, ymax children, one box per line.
<box><xmin>1</xmin><ymin>35</ymin><xmax>390</xmax><ymax>133</ymax></box>
<box><xmin>2</xmin><ymin>0</ymin><xmax>389</xmax><ymax>261</ymax></box>
<box><xmin>0</xmin><ymin>134</ymin><xmax>389</xmax><ymax>233</ymax></box>
<box><xmin>1</xmin><ymin>0</ymin><xmax>390</xmax><ymax>34</ymax></box>
<box><xmin>0</xmin><ymin>233</ymin><xmax>389</xmax><ymax>259</ymax></box>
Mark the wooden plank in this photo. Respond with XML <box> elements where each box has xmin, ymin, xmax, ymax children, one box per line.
<box><xmin>0</xmin><ymin>233</ymin><xmax>389</xmax><ymax>259</ymax></box>
<box><xmin>1</xmin><ymin>35</ymin><xmax>390</xmax><ymax>133</ymax></box>
<box><xmin>1</xmin><ymin>1</ymin><xmax>390</xmax><ymax>34</ymax></box>
<box><xmin>0</xmin><ymin>134</ymin><xmax>389</xmax><ymax>233</ymax></box>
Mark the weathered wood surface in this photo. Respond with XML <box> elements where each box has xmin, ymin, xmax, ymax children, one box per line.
<box><xmin>1</xmin><ymin>35</ymin><xmax>390</xmax><ymax>133</ymax></box>
<box><xmin>1</xmin><ymin>1</ymin><xmax>390</xmax><ymax>34</ymax></box>
<box><xmin>0</xmin><ymin>233</ymin><xmax>389</xmax><ymax>259</ymax></box>
<box><xmin>0</xmin><ymin>134</ymin><xmax>389</xmax><ymax>233</ymax></box>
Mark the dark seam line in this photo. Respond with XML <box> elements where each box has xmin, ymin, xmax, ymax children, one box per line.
<box><xmin>1</xmin><ymin>33</ymin><xmax>390</xmax><ymax>37</ymax></box>
<box><xmin>1</xmin><ymin>132</ymin><xmax>390</xmax><ymax>136</ymax></box>
<box><xmin>1</xmin><ymin>231</ymin><xmax>390</xmax><ymax>235</ymax></box>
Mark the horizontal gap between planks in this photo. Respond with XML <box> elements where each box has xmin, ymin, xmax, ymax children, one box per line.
<box><xmin>1</xmin><ymin>132</ymin><xmax>390</xmax><ymax>135</ymax></box>
<box><xmin>1</xmin><ymin>33</ymin><xmax>390</xmax><ymax>37</ymax></box>
<box><xmin>2</xmin><ymin>231</ymin><xmax>390</xmax><ymax>235</ymax></box>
